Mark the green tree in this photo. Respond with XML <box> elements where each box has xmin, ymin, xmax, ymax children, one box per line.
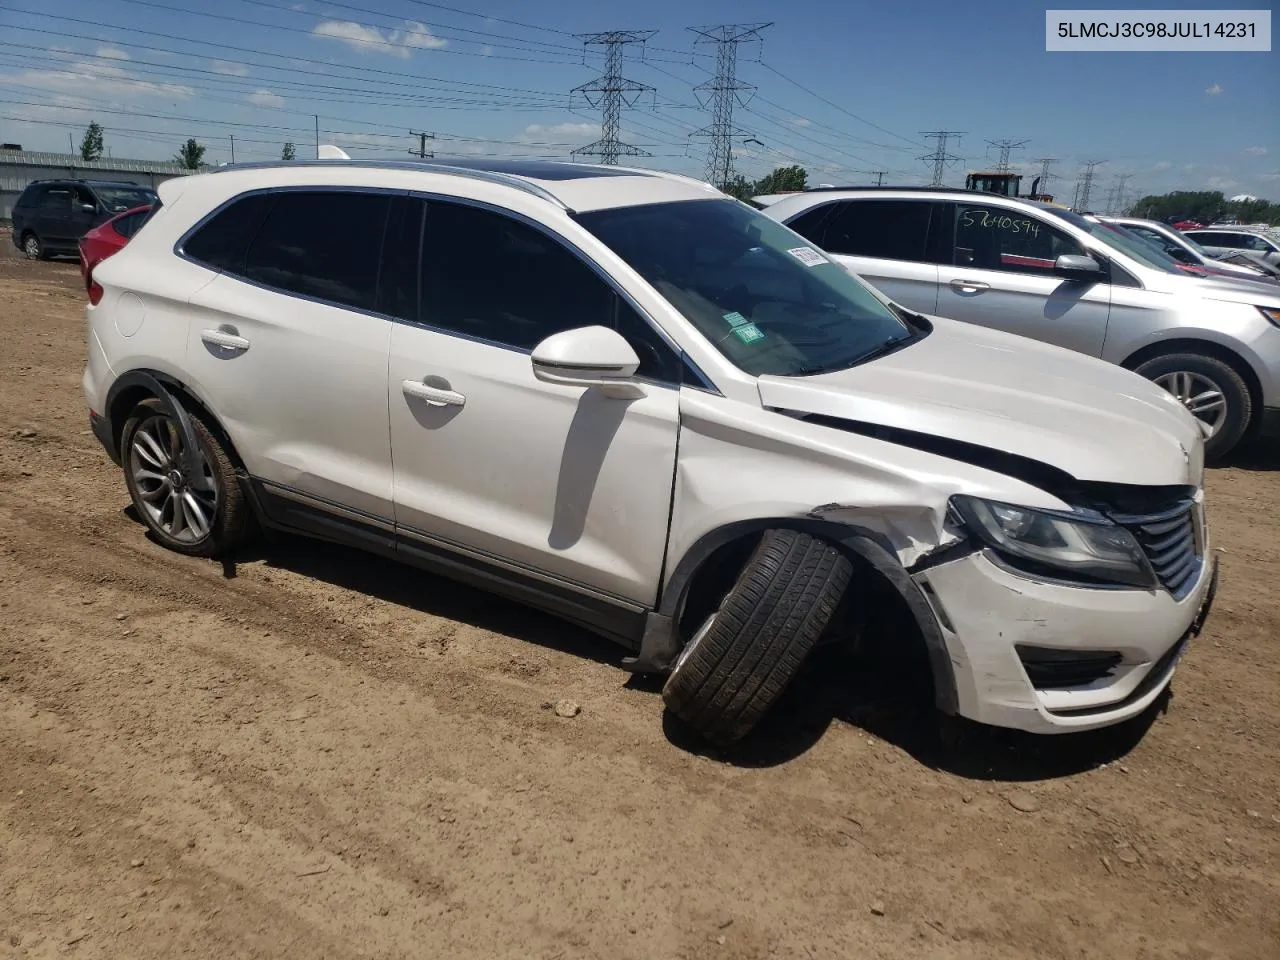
<box><xmin>753</xmin><ymin>164</ymin><xmax>808</xmax><ymax>195</ymax></box>
<box><xmin>174</xmin><ymin>138</ymin><xmax>206</xmax><ymax>170</ymax></box>
<box><xmin>719</xmin><ymin>173</ymin><xmax>755</xmax><ymax>200</ymax></box>
<box><xmin>79</xmin><ymin>121</ymin><xmax>104</xmax><ymax>162</ymax></box>
<box><xmin>281</xmin><ymin>141</ymin><xmax>296</xmax><ymax>160</ymax></box>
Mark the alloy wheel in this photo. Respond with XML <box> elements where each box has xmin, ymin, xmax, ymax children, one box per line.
<box><xmin>127</xmin><ymin>414</ymin><xmax>218</xmax><ymax>543</ymax></box>
<box><xmin>1153</xmin><ymin>370</ymin><xmax>1228</xmax><ymax>437</ymax></box>
<box><xmin>23</xmin><ymin>235</ymin><xmax>39</xmax><ymax>259</ymax></box>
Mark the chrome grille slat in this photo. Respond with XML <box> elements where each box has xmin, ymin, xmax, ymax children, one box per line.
<box><xmin>1116</xmin><ymin>500</ymin><xmax>1202</xmax><ymax>600</ymax></box>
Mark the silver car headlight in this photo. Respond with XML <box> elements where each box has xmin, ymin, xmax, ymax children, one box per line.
<box><xmin>950</xmin><ymin>495</ymin><xmax>1157</xmax><ymax>589</ymax></box>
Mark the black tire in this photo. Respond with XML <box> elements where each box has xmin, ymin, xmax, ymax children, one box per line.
<box><xmin>20</xmin><ymin>231</ymin><xmax>44</xmax><ymax>261</ymax></box>
<box><xmin>662</xmin><ymin>528</ymin><xmax>853</xmax><ymax>744</ymax></box>
<box><xmin>1134</xmin><ymin>353</ymin><xmax>1252</xmax><ymax>462</ymax></box>
<box><xmin>120</xmin><ymin>398</ymin><xmax>254</xmax><ymax>558</ymax></box>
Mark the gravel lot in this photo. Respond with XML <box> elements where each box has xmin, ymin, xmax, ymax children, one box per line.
<box><xmin>1</xmin><ymin>240</ymin><xmax>1278</xmax><ymax>959</ymax></box>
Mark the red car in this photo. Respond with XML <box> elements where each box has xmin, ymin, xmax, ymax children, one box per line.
<box><xmin>78</xmin><ymin>204</ymin><xmax>154</xmax><ymax>302</ymax></box>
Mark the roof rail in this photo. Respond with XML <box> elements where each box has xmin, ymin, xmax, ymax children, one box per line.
<box><xmin>210</xmin><ymin>157</ymin><xmax>569</xmax><ymax>209</ymax></box>
<box><xmin>799</xmin><ymin>184</ymin><xmax>959</xmax><ymax>193</ymax></box>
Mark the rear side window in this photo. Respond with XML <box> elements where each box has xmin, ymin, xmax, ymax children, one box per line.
<box><xmin>241</xmin><ymin>191</ymin><xmax>391</xmax><ymax>312</ymax></box>
<box><xmin>40</xmin><ymin>188</ymin><xmax>73</xmax><ymax>212</ymax></box>
<box><xmin>112</xmin><ymin>209</ymin><xmax>150</xmax><ymax>238</ymax></box>
<box><xmin>814</xmin><ymin>199</ymin><xmax>936</xmax><ymax>262</ymax></box>
<box><xmin>15</xmin><ymin>185</ymin><xmax>44</xmax><ymax>209</ymax></box>
<box><xmin>183</xmin><ymin>193</ymin><xmax>275</xmax><ymax>273</ymax></box>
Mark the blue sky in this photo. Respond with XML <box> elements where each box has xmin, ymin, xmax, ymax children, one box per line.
<box><xmin>0</xmin><ymin>0</ymin><xmax>1276</xmax><ymax>201</ymax></box>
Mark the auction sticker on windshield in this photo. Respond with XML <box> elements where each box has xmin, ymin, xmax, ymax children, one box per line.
<box><xmin>788</xmin><ymin>246</ymin><xmax>826</xmax><ymax>266</ymax></box>
<box><xmin>732</xmin><ymin>323</ymin><xmax>765</xmax><ymax>343</ymax></box>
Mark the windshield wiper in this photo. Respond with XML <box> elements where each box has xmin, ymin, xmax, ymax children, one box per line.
<box><xmin>847</xmin><ymin>334</ymin><xmax>913</xmax><ymax>367</ymax></box>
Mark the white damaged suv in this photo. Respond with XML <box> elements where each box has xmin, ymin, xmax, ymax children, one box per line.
<box><xmin>83</xmin><ymin>158</ymin><xmax>1218</xmax><ymax>744</ymax></box>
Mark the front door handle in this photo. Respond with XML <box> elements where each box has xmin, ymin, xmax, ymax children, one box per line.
<box><xmin>949</xmin><ymin>278</ymin><xmax>990</xmax><ymax>293</ymax></box>
<box><xmin>201</xmin><ymin>328</ymin><xmax>251</xmax><ymax>351</ymax></box>
<box><xmin>402</xmin><ymin>379</ymin><xmax>466</xmax><ymax>408</ymax></box>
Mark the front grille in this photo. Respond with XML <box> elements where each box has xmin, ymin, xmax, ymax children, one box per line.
<box><xmin>1016</xmin><ymin>644</ymin><xmax>1123</xmax><ymax>689</ymax></box>
<box><xmin>1114</xmin><ymin>501</ymin><xmax>1202</xmax><ymax>599</ymax></box>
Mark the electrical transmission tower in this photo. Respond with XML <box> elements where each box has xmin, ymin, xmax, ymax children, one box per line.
<box><xmin>569</xmin><ymin>30</ymin><xmax>657</xmax><ymax>165</ymax></box>
<box><xmin>1031</xmin><ymin>157</ymin><xmax>1058</xmax><ymax>195</ymax></box>
<box><xmin>861</xmin><ymin>170</ymin><xmax>889</xmax><ymax>186</ymax></box>
<box><xmin>689</xmin><ymin>23</ymin><xmax>771</xmax><ymax>187</ymax></box>
<box><xmin>986</xmin><ymin>138</ymin><xmax>1029</xmax><ymax>172</ymax></box>
<box><xmin>1075</xmin><ymin>160</ymin><xmax>1105</xmax><ymax>211</ymax></box>
<box><xmin>919</xmin><ymin>131</ymin><xmax>964</xmax><ymax>186</ymax></box>
<box><xmin>409</xmin><ymin>131</ymin><xmax>434</xmax><ymax>158</ymax></box>
<box><xmin>1106</xmin><ymin>174</ymin><xmax>1133</xmax><ymax>214</ymax></box>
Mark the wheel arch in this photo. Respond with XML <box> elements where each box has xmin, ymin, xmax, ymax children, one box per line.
<box><xmin>1120</xmin><ymin>337</ymin><xmax>1263</xmax><ymax>431</ymax></box>
<box><xmin>105</xmin><ymin>370</ymin><xmax>245</xmax><ymax>473</ymax></box>
<box><xmin>645</xmin><ymin>517</ymin><xmax>959</xmax><ymax>714</ymax></box>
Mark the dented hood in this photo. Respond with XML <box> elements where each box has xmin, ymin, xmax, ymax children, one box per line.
<box><xmin>756</xmin><ymin>316</ymin><xmax>1203</xmax><ymax>487</ymax></box>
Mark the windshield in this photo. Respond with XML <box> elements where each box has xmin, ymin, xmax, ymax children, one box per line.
<box><xmin>1041</xmin><ymin>206</ymin><xmax>1183</xmax><ymax>272</ymax></box>
<box><xmin>575</xmin><ymin>198</ymin><xmax>914</xmax><ymax>377</ymax></box>
<box><xmin>94</xmin><ymin>185</ymin><xmax>158</xmax><ymax>213</ymax></box>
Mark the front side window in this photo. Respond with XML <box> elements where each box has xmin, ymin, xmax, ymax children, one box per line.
<box><xmin>1040</xmin><ymin>206</ymin><xmax>1182</xmax><ymax>272</ymax></box>
<box><xmin>576</xmin><ymin>197</ymin><xmax>915</xmax><ymax>378</ymax></box>
<box><xmin>952</xmin><ymin>203</ymin><xmax>1084</xmax><ymax>274</ymax></box>
<box><xmin>817</xmin><ymin>199</ymin><xmax>936</xmax><ymax>263</ymax></box>
<box><xmin>418</xmin><ymin>199</ymin><xmax>681</xmax><ymax>383</ymax></box>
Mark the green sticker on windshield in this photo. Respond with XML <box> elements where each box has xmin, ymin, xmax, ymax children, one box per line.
<box><xmin>732</xmin><ymin>323</ymin><xmax>765</xmax><ymax>343</ymax></box>
<box><xmin>722</xmin><ymin>311</ymin><xmax>747</xmax><ymax>327</ymax></box>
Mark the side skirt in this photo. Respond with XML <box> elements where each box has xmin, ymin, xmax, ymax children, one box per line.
<box><xmin>248</xmin><ymin>479</ymin><xmax>648</xmax><ymax>650</ymax></box>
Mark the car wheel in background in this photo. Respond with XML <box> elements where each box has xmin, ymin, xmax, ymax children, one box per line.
<box><xmin>1135</xmin><ymin>353</ymin><xmax>1252</xmax><ymax>462</ymax></box>
<box><xmin>21</xmin><ymin>232</ymin><xmax>44</xmax><ymax>260</ymax></box>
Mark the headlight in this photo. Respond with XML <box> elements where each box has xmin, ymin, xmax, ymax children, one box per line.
<box><xmin>1258</xmin><ymin>306</ymin><xmax>1280</xmax><ymax>329</ymax></box>
<box><xmin>950</xmin><ymin>495</ymin><xmax>1157</xmax><ymax>589</ymax></box>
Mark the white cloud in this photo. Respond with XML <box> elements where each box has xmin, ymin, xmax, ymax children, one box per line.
<box><xmin>291</xmin><ymin>2</ymin><xmax>306</xmax><ymax>9</ymax></box>
<box><xmin>96</xmin><ymin>46</ymin><xmax>131</xmax><ymax>61</ymax></box>
<box><xmin>481</xmin><ymin>45</ymin><xmax>493</xmax><ymax>56</ymax></box>
<box><xmin>312</xmin><ymin>19</ymin><xmax>447</xmax><ymax>59</ymax></box>
<box><xmin>1154</xmin><ymin>160</ymin><xmax>1172</xmax><ymax>170</ymax></box>
<box><xmin>788</xmin><ymin>117</ymin><xmax>811</xmax><ymax>128</ymax></box>
<box><xmin>1205</xmin><ymin>82</ymin><xmax>1223</xmax><ymax>95</ymax></box>
<box><xmin>523</xmin><ymin>122</ymin><xmax>596</xmax><ymax>140</ymax></box>
<box><xmin>211</xmin><ymin>59</ymin><xmax>250</xmax><ymax>77</ymax></box>
<box><xmin>1207</xmin><ymin>176</ymin><xmax>1238</xmax><ymax>190</ymax></box>
<box><xmin>1244</xmin><ymin>146</ymin><xmax>1269</xmax><ymax>156</ymax></box>
<box><xmin>0</xmin><ymin>55</ymin><xmax>194</xmax><ymax>101</ymax></box>
<box><xmin>247</xmin><ymin>89</ymin><xmax>284</xmax><ymax>108</ymax></box>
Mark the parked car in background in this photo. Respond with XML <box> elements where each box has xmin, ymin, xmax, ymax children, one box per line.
<box><xmin>1170</xmin><ymin>218</ymin><xmax>1204</xmax><ymax>231</ymax></box>
<box><xmin>11</xmin><ymin>178</ymin><xmax>159</xmax><ymax>260</ymax></box>
<box><xmin>78</xmin><ymin>204</ymin><xmax>155</xmax><ymax>297</ymax></box>
<box><xmin>1182</xmin><ymin>227</ymin><xmax>1280</xmax><ymax>267</ymax></box>
<box><xmin>83</xmin><ymin>157</ymin><xmax>1218</xmax><ymax>744</ymax></box>
<box><xmin>1099</xmin><ymin>215</ymin><xmax>1274</xmax><ymax>283</ymax></box>
<box><xmin>755</xmin><ymin>186</ymin><xmax>1280</xmax><ymax>460</ymax></box>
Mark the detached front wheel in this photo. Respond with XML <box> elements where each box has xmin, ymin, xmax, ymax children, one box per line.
<box><xmin>1136</xmin><ymin>353</ymin><xmax>1251</xmax><ymax>462</ymax></box>
<box><xmin>662</xmin><ymin>528</ymin><xmax>853</xmax><ymax>744</ymax></box>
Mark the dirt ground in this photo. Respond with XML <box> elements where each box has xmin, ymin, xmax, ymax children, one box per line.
<box><xmin>0</xmin><ymin>236</ymin><xmax>1277</xmax><ymax>960</ymax></box>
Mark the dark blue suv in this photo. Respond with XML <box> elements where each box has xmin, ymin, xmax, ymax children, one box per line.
<box><xmin>11</xmin><ymin>179</ymin><xmax>158</xmax><ymax>260</ymax></box>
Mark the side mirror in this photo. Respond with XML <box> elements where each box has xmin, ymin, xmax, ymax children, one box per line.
<box><xmin>531</xmin><ymin>326</ymin><xmax>642</xmax><ymax>397</ymax></box>
<box><xmin>1054</xmin><ymin>253</ymin><xmax>1103</xmax><ymax>281</ymax></box>
<box><xmin>80</xmin><ymin>203</ymin><xmax>97</xmax><ymax>214</ymax></box>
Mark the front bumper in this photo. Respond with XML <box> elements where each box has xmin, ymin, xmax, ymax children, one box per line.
<box><xmin>914</xmin><ymin>549</ymin><xmax>1218</xmax><ymax>734</ymax></box>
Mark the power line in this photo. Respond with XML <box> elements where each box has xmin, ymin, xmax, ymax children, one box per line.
<box><xmin>986</xmin><ymin>138</ymin><xmax>1028</xmax><ymax>172</ymax></box>
<box><xmin>569</xmin><ymin>30</ymin><xmax>656</xmax><ymax>165</ymax></box>
<box><xmin>919</xmin><ymin>131</ymin><xmax>964</xmax><ymax>186</ymax></box>
<box><xmin>688</xmin><ymin>22</ymin><xmax>771</xmax><ymax>187</ymax></box>
<box><xmin>861</xmin><ymin>170</ymin><xmax>889</xmax><ymax>186</ymax></box>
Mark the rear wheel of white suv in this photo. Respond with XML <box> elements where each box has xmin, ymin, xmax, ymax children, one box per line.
<box><xmin>121</xmin><ymin>398</ymin><xmax>254</xmax><ymax>557</ymax></box>
<box><xmin>1135</xmin><ymin>353</ymin><xmax>1251</xmax><ymax>462</ymax></box>
<box><xmin>662</xmin><ymin>528</ymin><xmax>853</xmax><ymax>744</ymax></box>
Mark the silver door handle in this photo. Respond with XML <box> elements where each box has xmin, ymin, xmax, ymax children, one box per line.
<box><xmin>949</xmin><ymin>278</ymin><xmax>990</xmax><ymax>293</ymax></box>
<box><xmin>201</xmin><ymin>328</ymin><xmax>250</xmax><ymax>350</ymax></box>
<box><xmin>402</xmin><ymin>379</ymin><xmax>465</xmax><ymax>407</ymax></box>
